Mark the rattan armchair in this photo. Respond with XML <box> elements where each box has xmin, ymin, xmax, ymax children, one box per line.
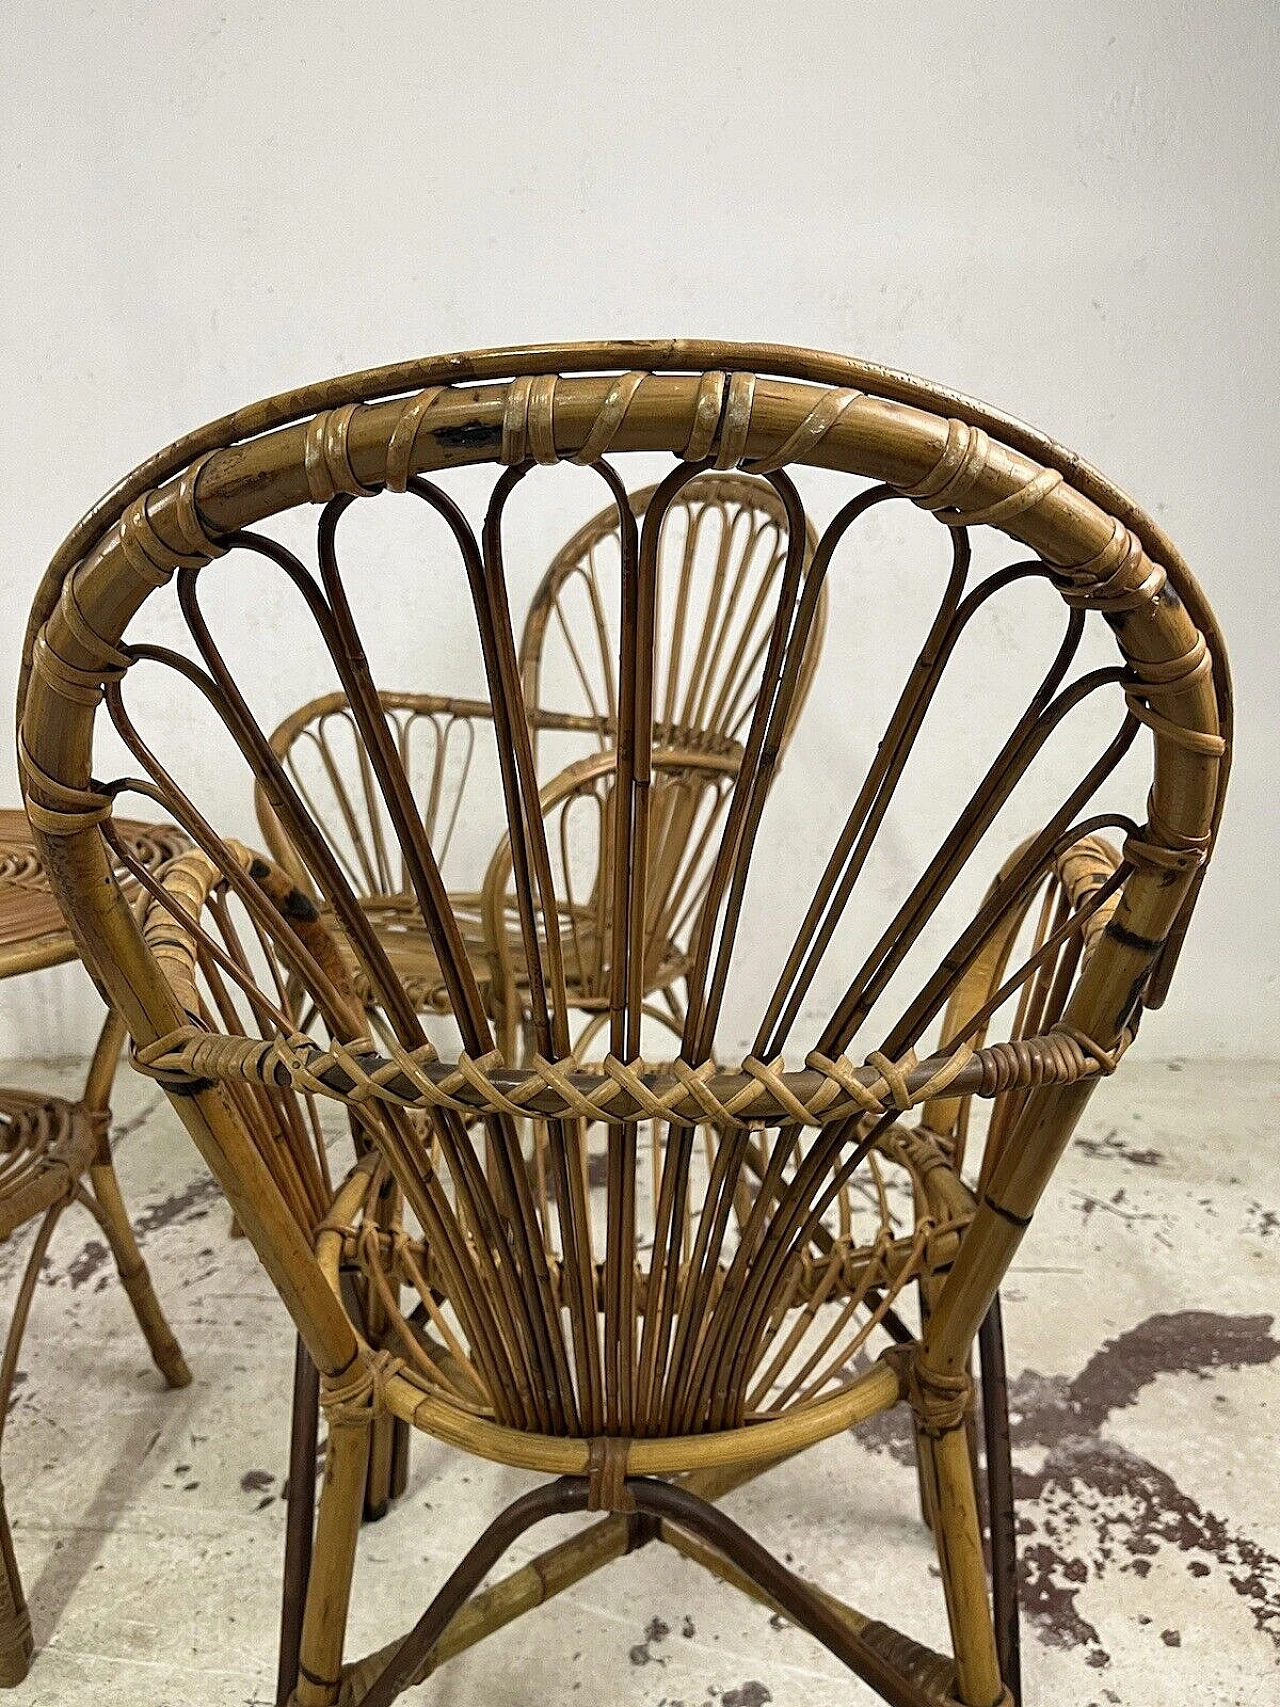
<box><xmin>256</xmin><ymin>693</ymin><xmax>742</xmax><ymax>1061</ymax></box>
<box><xmin>517</xmin><ymin>472</ymin><xmax>825</xmax><ymax>768</ymax></box>
<box><xmin>18</xmin><ymin>343</ymin><xmax>1229</xmax><ymax>1707</ymax></box>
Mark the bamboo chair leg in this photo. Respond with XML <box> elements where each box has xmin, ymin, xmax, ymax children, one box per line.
<box><xmin>979</xmin><ymin>1296</ymin><xmax>1020</xmax><ymax>1705</ymax></box>
<box><xmin>0</xmin><ymin>1202</ymin><xmax>67</xmax><ymax>1688</ymax></box>
<box><xmin>278</xmin><ymin>1338</ymin><xmax>320</xmax><ymax>1707</ymax></box>
<box><xmin>334</xmin><ymin>1285</ymin><xmax>406</xmax><ymax>1525</ymax></box>
<box><xmin>360</xmin><ymin>1178</ymin><xmax>408</xmax><ymax>1523</ymax></box>
<box><xmin>79</xmin><ymin>1009</ymin><xmax>191</xmax><ymax>1389</ymax></box>
<box><xmin>364</xmin><ymin>1415</ymin><xmax>396</xmax><ymax>1523</ymax></box>
<box><xmin>914</xmin><ymin>1274</ymin><xmax>939</xmax><ymax>1532</ymax></box>
<box><xmin>388</xmin><ymin>1415</ymin><xmax>410</xmax><ymax>1503</ymax></box>
<box><xmin>74</xmin><ymin>1182</ymin><xmax>190</xmax><ymax>1389</ymax></box>
<box><xmin>913</xmin><ymin>1408</ymin><xmax>1006</xmax><ymax>1707</ymax></box>
<box><xmin>291</xmin><ymin>1418</ymin><xmax>371</xmax><ymax>1707</ymax></box>
<box><xmin>0</xmin><ymin>1489</ymin><xmax>30</xmax><ymax>1690</ymax></box>
<box><xmin>79</xmin><ymin>1004</ymin><xmax>127</xmax><ymax>1115</ymax></box>
<box><xmin>964</xmin><ymin>1352</ymin><xmax>985</xmax><ymax>1541</ymax></box>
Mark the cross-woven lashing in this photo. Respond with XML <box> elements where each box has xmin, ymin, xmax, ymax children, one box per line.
<box><xmin>128</xmin><ymin>1017</ymin><xmax>1132</xmax><ymax>1126</ymax></box>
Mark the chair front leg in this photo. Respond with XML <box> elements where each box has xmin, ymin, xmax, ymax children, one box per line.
<box><xmin>278</xmin><ymin>1338</ymin><xmax>320</xmax><ymax>1707</ymax></box>
<box><xmin>909</xmin><ymin>1359</ymin><xmax>1009</xmax><ymax>1707</ymax></box>
<box><xmin>0</xmin><ymin>1201</ymin><xmax>68</xmax><ymax>1688</ymax></box>
<box><xmin>978</xmin><ymin>1296</ymin><xmax>1020</xmax><ymax>1704</ymax></box>
<box><xmin>291</xmin><ymin>1413</ymin><xmax>370</xmax><ymax>1707</ymax></box>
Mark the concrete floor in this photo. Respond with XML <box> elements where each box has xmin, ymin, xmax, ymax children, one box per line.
<box><xmin>0</xmin><ymin>1056</ymin><xmax>1275</xmax><ymax>1706</ymax></box>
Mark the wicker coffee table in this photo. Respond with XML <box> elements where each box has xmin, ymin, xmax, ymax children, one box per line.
<box><xmin>0</xmin><ymin>809</ymin><xmax>191</xmax><ymax>1686</ymax></box>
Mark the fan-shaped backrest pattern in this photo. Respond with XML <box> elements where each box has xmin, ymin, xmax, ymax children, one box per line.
<box><xmin>519</xmin><ymin>472</ymin><xmax>825</xmax><ymax>765</ymax></box>
<box><xmin>258</xmin><ymin>690</ymin><xmax>496</xmax><ymax>897</ymax></box>
<box><xmin>18</xmin><ymin>345</ymin><xmax>1228</xmax><ymax>1464</ymax></box>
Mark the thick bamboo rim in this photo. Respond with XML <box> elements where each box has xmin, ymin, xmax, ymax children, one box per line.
<box><xmin>20</xmin><ymin>341</ymin><xmax>1232</xmax><ymax>920</ymax></box>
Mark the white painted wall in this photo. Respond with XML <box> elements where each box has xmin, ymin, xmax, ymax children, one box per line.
<box><xmin>1</xmin><ymin>1</ymin><xmax>1275</xmax><ymax>1060</ymax></box>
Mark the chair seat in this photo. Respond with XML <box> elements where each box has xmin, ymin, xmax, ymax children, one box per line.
<box><xmin>0</xmin><ymin>810</ymin><xmax>189</xmax><ymax>977</ymax></box>
<box><xmin>334</xmin><ymin>891</ymin><xmax>690</xmax><ymax>1024</ymax></box>
<box><xmin>335</xmin><ymin>893</ymin><xmax>491</xmax><ymax>1014</ymax></box>
<box><xmin>0</xmin><ymin>1088</ymin><xmax>101</xmax><ymax>1242</ymax></box>
<box><xmin>317</xmin><ymin>1112</ymin><xmax>973</xmax><ymax>1456</ymax></box>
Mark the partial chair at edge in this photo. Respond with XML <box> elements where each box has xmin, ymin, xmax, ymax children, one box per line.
<box><xmin>18</xmin><ymin>343</ymin><xmax>1230</xmax><ymax>1707</ymax></box>
<box><xmin>0</xmin><ymin>811</ymin><xmax>192</xmax><ymax>1685</ymax></box>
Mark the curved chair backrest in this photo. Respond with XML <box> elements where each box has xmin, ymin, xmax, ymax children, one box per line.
<box><xmin>480</xmin><ymin>741</ymin><xmax>741</xmax><ymax>1054</ymax></box>
<box><xmin>257</xmin><ymin>689</ymin><xmax>500</xmax><ymax>897</ymax></box>
<box><xmin>518</xmin><ymin>471</ymin><xmax>825</xmax><ymax>768</ymax></box>
<box><xmin>20</xmin><ymin>345</ymin><xmax>1229</xmax><ymax>1469</ymax></box>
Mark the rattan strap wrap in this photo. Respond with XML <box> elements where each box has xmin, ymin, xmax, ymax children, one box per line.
<box><xmin>384</xmin><ymin>387</ymin><xmax>448</xmax><ymax>491</ymax></box>
<box><xmin>1123</xmin><ymin>633</ymin><xmax>1227</xmax><ymax>756</ymax></box>
<box><xmin>27</xmin><ymin>374</ymin><xmax>1220</xmax><ymax>796</ymax></box>
<box><xmin>856</xmin><ymin>1622</ymin><xmax>959</xmax><ymax>1701</ymax></box>
<box><xmin>904</xmin><ymin>1357</ymin><xmax>973</xmax><ymax>1439</ymax></box>
<box><xmin>16</xmin><ymin>736</ymin><xmax>113</xmax><ymax>834</ymax></box>
<box><xmin>585</xmin><ymin>1437</ymin><xmax>635</xmax><ymax>1514</ymax></box>
<box><xmin>304</xmin><ymin>403</ymin><xmax>376</xmax><ymax>501</ymax></box>
<box><xmin>319</xmin><ymin>1349</ymin><xmax>404</xmax><ymax>1428</ymax></box>
<box><xmin>1123</xmin><ymin>807</ymin><xmax>1210</xmax><ymax>876</ymax></box>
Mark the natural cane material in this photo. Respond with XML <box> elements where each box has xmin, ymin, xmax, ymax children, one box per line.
<box><xmin>18</xmin><ymin>343</ymin><xmax>1229</xmax><ymax>1706</ymax></box>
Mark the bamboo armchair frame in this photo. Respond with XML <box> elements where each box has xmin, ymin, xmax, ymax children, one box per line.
<box><xmin>0</xmin><ymin>811</ymin><xmax>192</xmax><ymax>1686</ymax></box>
<box><xmin>17</xmin><ymin>343</ymin><xmax>1229</xmax><ymax>1707</ymax></box>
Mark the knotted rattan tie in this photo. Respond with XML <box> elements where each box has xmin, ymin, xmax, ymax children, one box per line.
<box><xmin>320</xmin><ymin>1349</ymin><xmax>403</xmax><ymax>1428</ymax></box>
<box><xmin>1124</xmin><ymin>799</ymin><xmax>1211</xmax><ymax>877</ymax></box>
<box><xmin>906</xmin><ymin>1358</ymin><xmax>972</xmax><ymax>1439</ymax></box>
<box><xmin>585</xmin><ymin>1437</ymin><xmax>635</xmax><ymax>1513</ymax></box>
